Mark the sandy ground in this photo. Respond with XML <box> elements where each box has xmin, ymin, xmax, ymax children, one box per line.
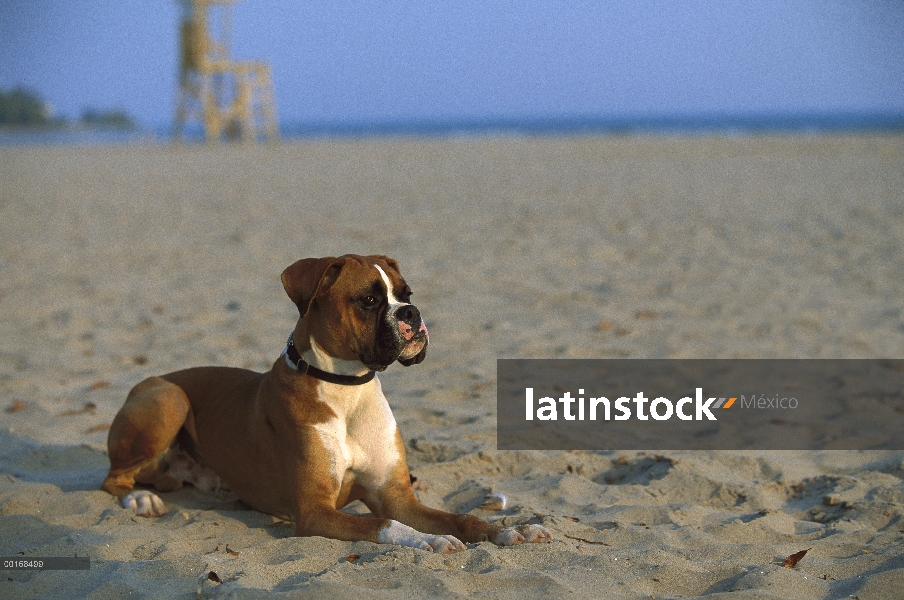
<box><xmin>1</xmin><ymin>134</ymin><xmax>903</xmax><ymax>599</ymax></box>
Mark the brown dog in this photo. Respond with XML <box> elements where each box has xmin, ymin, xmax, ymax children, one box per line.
<box><xmin>101</xmin><ymin>254</ymin><xmax>550</xmax><ymax>552</ymax></box>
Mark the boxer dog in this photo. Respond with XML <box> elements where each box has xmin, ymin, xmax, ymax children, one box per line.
<box><xmin>101</xmin><ymin>254</ymin><xmax>551</xmax><ymax>552</ymax></box>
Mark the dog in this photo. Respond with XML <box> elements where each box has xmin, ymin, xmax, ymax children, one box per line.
<box><xmin>101</xmin><ymin>254</ymin><xmax>551</xmax><ymax>552</ymax></box>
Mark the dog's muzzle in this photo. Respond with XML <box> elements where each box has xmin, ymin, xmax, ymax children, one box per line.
<box><xmin>389</xmin><ymin>304</ymin><xmax>429</xmax><ymax>361</ymax></box>
<box><xmin>361</xmin><ymin>302</ymin><xmax>429</xmax><ymax>370</ymax></box>
<box><xmin>393</xmin><ymin>304</ymin><xmax>428</xmax><ymax>361</ymax></box>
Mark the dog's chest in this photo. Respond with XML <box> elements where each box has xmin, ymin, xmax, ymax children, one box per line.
<box><xmin>312</xmin><ymin>378</ymin><xmax>401</xmax><ymax>489</ymax></box>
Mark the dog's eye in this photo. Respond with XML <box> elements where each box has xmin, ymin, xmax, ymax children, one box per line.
<box><xmin>360</xmin><ymin>295</ymin><xmax>378</xmax><ymax>308</ymax></box>
<box><xmin>401</xmin><ymin>286</ymin><xmax>412</xmax><ymax>302</ymax></box>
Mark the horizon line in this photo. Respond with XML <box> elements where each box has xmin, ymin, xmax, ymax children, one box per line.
<box><xmin>3</xmin><ymin>110</ymin><xmax>904</xmax><ymax>147</ymax></box>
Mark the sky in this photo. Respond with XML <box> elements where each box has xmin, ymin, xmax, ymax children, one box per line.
<box><xmin>1</xmin><ymin>0</ymin><xmax>903</xmax><ymax>129</ymax></box>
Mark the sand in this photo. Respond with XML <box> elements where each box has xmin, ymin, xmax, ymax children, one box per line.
<box><xmin>1</xmin><ymin>134</ymin><xmax>903</xmax><ymax>599</ymax></box>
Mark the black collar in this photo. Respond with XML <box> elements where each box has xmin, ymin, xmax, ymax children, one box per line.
<box><xmin>284</xmin><ymin>334</ymin><xmax>376</xmax><ymax>386</ymax></box>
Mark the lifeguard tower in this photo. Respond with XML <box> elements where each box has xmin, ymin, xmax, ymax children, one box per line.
<box><xmin>174</xmin><ymin>0</ymin><xmax>278</xmax><ymax>143</ymax></box>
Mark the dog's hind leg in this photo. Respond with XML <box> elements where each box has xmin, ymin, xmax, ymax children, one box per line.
<box><xmin>101</xmin><ymin>377</ymin><xmax>191</xmax><ymax>516</ymax></box>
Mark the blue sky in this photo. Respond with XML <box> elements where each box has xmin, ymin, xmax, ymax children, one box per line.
<box><xmin>1</xmin><ymin>1</ymin><xmax>902</xmax><ymax>128</ymax></box>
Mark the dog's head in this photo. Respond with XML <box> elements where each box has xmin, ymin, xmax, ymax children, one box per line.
<box><xmin>281</xmin><ymin>254</ymin><xmax>428</xmax><ymax>371</ymax></box>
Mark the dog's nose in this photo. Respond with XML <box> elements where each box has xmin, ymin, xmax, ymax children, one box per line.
<box><xmin>395</xmin><ymin>304</ymin><xmax>421</xmax><ymax>326</ymax></box>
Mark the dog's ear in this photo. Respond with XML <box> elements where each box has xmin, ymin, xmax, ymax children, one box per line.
<box><xmin>369</xmin><ymin>255</ymin><xmax>401</xmax><ymax>275</ymax></box>
<box><xmin>281</xmin><ymin>257</ymin><xmax>346</xmax><ymax>317</ymax></box>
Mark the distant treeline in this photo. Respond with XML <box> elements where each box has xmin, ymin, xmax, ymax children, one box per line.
<box><xmin>0</xmin><ymin>88</ymin><xmax>135</xmax><ymax>129</ymax></box>
<box><xmin>0</xmin><ymin>88</ymin><xmax>49</xmax><ymax>126</ymax></box>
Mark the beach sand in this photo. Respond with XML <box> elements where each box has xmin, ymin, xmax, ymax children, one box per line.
<box><xmin>1</xmin><ymin>134</ymin><xmax>903</xmax><ymax>599</ymax></box>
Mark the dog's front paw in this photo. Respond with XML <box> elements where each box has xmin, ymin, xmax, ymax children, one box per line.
<box><xmin>378</xmin><ymin>520</ymin><xmax>466</xmax><ymax>553</ymax></box>
<box><xmin>423</xmin><ymin>534</ymin><xmax>466</xmax><ymax>554</ymax></box>
<box><xmin>121</xmin><ymin>490</ymin><xmax>166</xmax><ymax>517</ymax></box>
<box><xmin>493</xmin><ymin>524</ymin><xmax>553</xmax><ymax>546</ymax></box>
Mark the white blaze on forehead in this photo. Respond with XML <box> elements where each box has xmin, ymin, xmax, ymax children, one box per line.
<box><xmin>374</xmin><ymin>264</ymin><xmax>404</xmax><ymax>307</ymax></box>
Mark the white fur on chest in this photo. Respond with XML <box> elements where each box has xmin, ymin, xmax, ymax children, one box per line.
<box><xmin>311</xmin><ymin>375</ymin><xmax>401</xmax><ymax>491</ymax></box>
